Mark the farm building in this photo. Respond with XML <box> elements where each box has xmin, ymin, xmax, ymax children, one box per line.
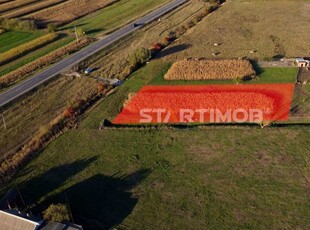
<box><xmin>295</xmin><ymin>58</ymin><xmax>310</xmax><ymax>67</ymax></box>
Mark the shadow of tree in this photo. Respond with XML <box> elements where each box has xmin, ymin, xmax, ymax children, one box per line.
<box><xmin>249</xmin><ymin>59</ymin><xmax>264</xmax><ymax>75</ymax></box>
<box><xmin>155</xmin><ymin>43</ymin><xmax>192</xmax><ymax>59</ymax></box>
<box><xmin>18</xmin><ymin>160</ymin><xmax>150</xmax><ymax>229</ymax></box>
<box><xmin>20</xmin><ymin>157</ymin><xmax>98</xmax><ymax>206</ymax></box>
<box><xmin>66</xmin><ymin>169</ymin><xmax>151</xmax><ymax>230</ymax></box>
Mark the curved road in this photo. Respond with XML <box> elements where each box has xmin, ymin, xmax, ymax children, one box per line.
<box><xmin>0</xmin><ymin>0</ymin><xmax>187</xmax><ymax>108</ymax></box>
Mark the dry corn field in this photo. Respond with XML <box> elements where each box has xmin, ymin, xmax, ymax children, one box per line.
<box><xmin>164</xmin><ymin>59</ymin><xmax>256</xmax><ymax>80</ymax></box>
<box><xmin>1</xmin><ymin>0</ymin><xmax>68</xmax><ymax>18</ymax></box>
<box><xmin>26</xmin><ymin>0</ymin><xmax>114</xmax><ymax>26</ymax></box>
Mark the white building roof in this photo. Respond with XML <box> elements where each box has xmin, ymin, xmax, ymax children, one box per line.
<box><xmin>295</xmin><ymin>58</ymin><xmax>308</xmax><ymax>63</ymax></box>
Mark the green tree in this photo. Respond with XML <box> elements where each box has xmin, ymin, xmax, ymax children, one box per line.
<box><xmin>130</xmin><ymin>47</ymin><xmax>151</xmax><ymax>68</ymax></box>
<box><xmin>76</xmin><ymin>28</ymin><xmax>85</xmax><ymax>36</ymax></box>
<box><xmin>43</xmin><ymin>203</ymin><xmax>70</xmax><ymax>223</ymax></box>
<box><xmin>19</xmin><ymin>20</ymin><xmax>37</xmax><ymax>31</ymax></box>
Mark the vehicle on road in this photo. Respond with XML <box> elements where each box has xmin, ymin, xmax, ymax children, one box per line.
<box><xmin>84</xmin><ymin>67</ymin><xmax>93</xmax><ymax>74</ymax></box>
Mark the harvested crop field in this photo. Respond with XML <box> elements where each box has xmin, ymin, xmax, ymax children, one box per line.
<box><xmin>113</xmin><ymin>84</ymin><xmax>295</xmax><ymax>124</ymax></box>
<box><xmin>1</xmin><ymin>0</ymin><xmax>68</xmax><ymax>18</ymax></box>
<box><xmin>0</xmin><ymin>0</ymin><xmax>41</xmax><ymax>14</ymax></box>
<box><xmin>26</xmin><ymin>0</ymin><xmax>114</xmax><ymax>26</ymax></box>
<box><xmin>161</xmin><ymin>0</ymin><xmax>310</xmax><ymax>61</ymax></box>
<box><xmin>164</xmin><ymin>59</ymin><xmax>256</xmax><ymax>80</ymax></box>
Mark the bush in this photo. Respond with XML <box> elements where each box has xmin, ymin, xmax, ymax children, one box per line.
<box><xmin>43</xmin><ymin>204</ymin><xmax>70</xmax><ymax>223</ymax></box>
<box><xmin>47</xmin><ymin>23</ymin><xmax>57</xmax><ymax>32</ymax></box>
<box><xmin>0</xmin><ymin>33</ymin><xmax>59</xmax><ymax>65</ymax></box>
<box><xmin>0</xmin><ymin>17</ymin><xmax>37</xmax><ymax>31</ymax></box>
<box><xmin>129</xmin><ymin>47</ymin><xmax>150</xmax><ymax>68</ymax></box>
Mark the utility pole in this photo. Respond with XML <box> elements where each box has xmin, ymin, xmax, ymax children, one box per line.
<box><xmin>74</xmin><ymin>27</ymin><xmax>79</xmax><ymax>43</ymax></box>
<box><xmin>64</xmin><ymin>191</ymin><xmax>74</xmax><ymax>223</ymax></box>
<box><xmin>0</xmin><ymin>114</ymin><xmax>6</xmax><ymax>131</ymax></box>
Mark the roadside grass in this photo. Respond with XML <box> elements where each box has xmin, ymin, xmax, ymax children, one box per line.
<box><xmin>8</xmin><ymin>126</ymin><xmax>310</xmax><ymax>229</ymax></box>
<box><xmin>0</xmin><ymin>30</ymin><xmax>43</xmax><ymax>53</ymax></box>
<box><xmin>0</xmin><ymin>76</ymin><xmax>97</xmax><ymax>161</ymax></box>
<box><xmin>61</xmin><ymin>0</ymin><xmax>170</xmax><ymax>36</ymax></box>
<box><xmin>161</xmin><ymin>0</ymin><xmax>310</xmax><ymax>61</ymax></box>
<box><xmin>79</xmin><ymin>60</ymin><xmax>168</xmax><ymax>129</ymax></box>
<box><xmin>0</xmin><ymin>36</ymin><xmax>74</xmax><ymax>77</ymax></box>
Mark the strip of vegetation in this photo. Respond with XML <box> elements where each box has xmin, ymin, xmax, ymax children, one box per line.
<box><xmin>28</xmin><ymin>0</ymin><xmax>115</xmax><ymax>27</ymax></box>
<box><xmin>0</xmin><ymin>18</ymin><xmax>37</xmax><ymax>31</ymax></box>
<box><xmin>0</xmin><ymin>0</ymin><xmax>42</xmax><ymax>14</ymax></box>
<box><xmin>1</xmin><ymin>0</ymin><xmax>68</xmax><ymax>18</ymax></box>
<box><xmin>0</xmin><ymin>36</ymin><xmax>73</xmax><ymax>77</ymax></box>
<box><xmin>0</xmin><ymin>33</ymin><xmax>59</xmax><ymax>65</ymax></box>
<box><xmin>0</xmin><ymin>37</ymin><xmax>93</xmax><ymax>88</ymax></box>
<box><xmin>0</xmin><ymin>31</ymin><xmax>43</xmax><ymax>53</ymax></box>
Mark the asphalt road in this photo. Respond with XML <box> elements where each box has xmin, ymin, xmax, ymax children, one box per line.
<box><xmin>0</xmin><ymin>0</ymin><xmax>187</xmax><ymax>108</ymax></box>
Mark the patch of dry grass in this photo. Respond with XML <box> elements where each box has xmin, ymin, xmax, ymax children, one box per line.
<box><xmin>0</xmin><ymin>76</ymin><xmax>97</xmax><ymax>161</ymax></box>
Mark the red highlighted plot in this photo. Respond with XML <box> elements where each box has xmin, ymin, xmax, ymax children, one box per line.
<box><xmin>113</xmin><ymin>84</ymin><xmax>295</xmax><ymax>124</ymax></box>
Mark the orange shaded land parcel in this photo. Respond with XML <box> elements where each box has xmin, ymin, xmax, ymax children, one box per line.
<box><xmin>113</xmin><ymin>84</ymin><xmax>295</xmax><ymax>124</ymax></box>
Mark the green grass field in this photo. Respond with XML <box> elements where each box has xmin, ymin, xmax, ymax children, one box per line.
<box><xmin>62</xmin><ymin>0</ymin><xmax>169</xmax><ymax>36</ymax></box>
<box><xmin>0</xmin><ymin>31</ymin><xmax>43</xmax><ymax>53</ymax></box>
<box><xmin>9</xmin><ymin>126</ymin><xmax>310</xmax><ymax>229</ymax></box>
<box><xmin>0</xmin><ymin>36</ymin><xmax>74</xmax><ymax>77</ymax></box>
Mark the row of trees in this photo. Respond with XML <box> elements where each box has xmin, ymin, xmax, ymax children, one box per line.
<box><xmin>0</xmin><ymin>17</ymin><xmax>60</xmax><ymax>33</ymax></box>
<box><xmin>0</xmin><ymin>18</ymin><xmax>37</xmax><ymax>31</ymax></box>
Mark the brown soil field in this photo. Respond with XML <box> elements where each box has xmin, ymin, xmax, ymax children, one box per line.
<box><xmin>164</xmin><ymin>59</ymin><xmax>256</xmax><ymax>80</ymax></box>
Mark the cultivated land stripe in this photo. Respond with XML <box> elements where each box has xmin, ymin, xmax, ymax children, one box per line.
<box><xmin>0</xmin><ymin>0</ymin><xmax>188</xmax><ymax>108</ymax></box>
<box><xmin>1</xmin><ymin>0</ymin><xmax>68</xmax><ymax>18</ymax></box>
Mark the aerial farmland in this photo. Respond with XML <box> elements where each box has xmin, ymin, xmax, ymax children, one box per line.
<box><xmin>0</xmin><ymin>0</ymin><xmax>310</xmax><ymax>229</ymax></box>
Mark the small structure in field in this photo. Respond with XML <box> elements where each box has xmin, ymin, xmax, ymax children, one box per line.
<box><xmin>295</xmin><ymin>58</ymin><xmax>310</xmax><ymax>67</ymax></box>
